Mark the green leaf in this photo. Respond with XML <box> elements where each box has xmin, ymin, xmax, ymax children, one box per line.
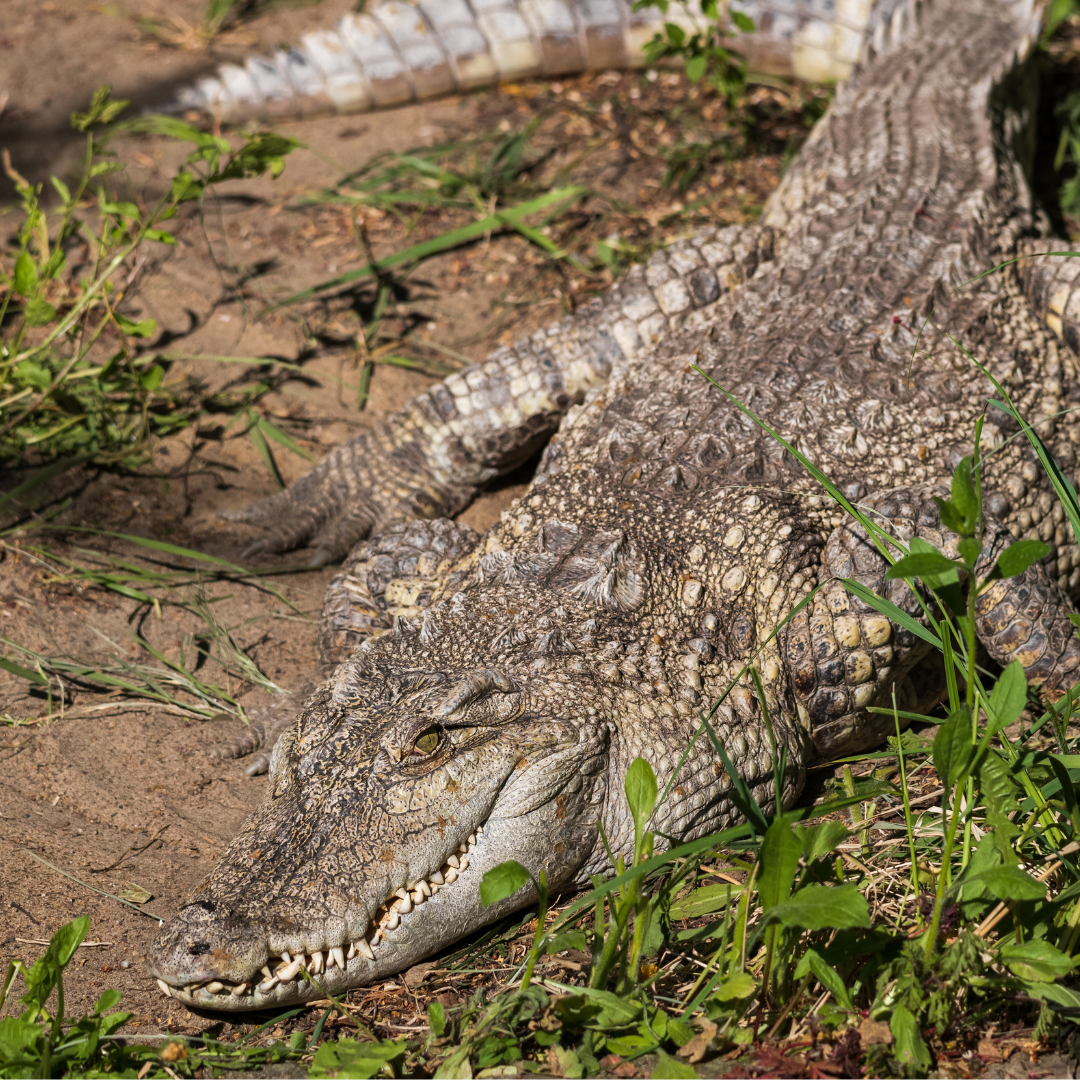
<box><xmin>713</xmin><ymin>971</ymin><xmax>757</xmax><ymax>1001</ymax></box>
<box><xmin>951</xmin><ymin>455</ymin><xmax>977</xmax><ymax>527</ymax></box>
<box><xmin>795</xmin><ymin>820</ymin><xmax>850</xmax><ymax>864</ymax></box>
<box><xmin>890</xmin><ymin>1003</ymin><xmax>931</xmax><ymax>1070</ymax></box>
<box><xmin>625</xmin><ymin>756</ymin><xmax>658</xmax><ymax>855</ymax></box>
<box><xmin>794</xmin><ymin>947</ymin><xmax>853</xmax><ymax>1011</ymax></box>
<box><xmin>428</xmin><ymin>1000</ymin><xmax>446</xmax><ymax>1037</ymax></box>
<box><xmin>115</xmin><ymin>313</ymin><xmax>158</xmax><ymax>338</ymax></box>
<box><xmin>13</xmin><ymin>251</ymin><xmax>38</xmax><ymax>296</ymax></box>
<box><xmin>958</xmin><ymin>537</ymin><xmax>982</xmax><ymax>567</ymax></box>
<box><xmin>143</xmin><ymin>228</ymin><xmax>176</xmax><ymax>245</ymax></box>
<box><xmin>23</xmin><ymin>298</ymin><xmax>57</xmax><ymax>327</ymax></box>
<box><xmin>652</xmin><ymin>1050</ymin><xmax>699</xmax><ymax>1078</ymax></box>
<box><xmin>20</xmin><ymin>915</ymin><xmax>89</xmax><ymax>1012</ymax></box>
<box><xmin>139</xmin><ymin>365</ymin><xmax>165</xmax><ymax>391</ymax></box>
<box><xmin>999</xmin><ymin>940</ymin><xmax>1075</xmax><ymax>983</ymax></box>
<box><xmin>546</xmin><ymin>930</ymin><xmax>588</xmax><ymax>954</ymax></box>
<box><xmin>480</xmin><ymin>860</ymin><xmax>531</xmax><ymax>907</ymax></box>
<box><xmin>685</xmin><ymin>54</ymin><xmax>708</xmax><ymax>83</ymax></box>
<box><xmin>933</xmin><ymin>706</ymin><xmax>973</xmax><ymax>789</ymax></box>
<box><xmin>757</xmin><ymin>819</ymin><xmax>802</xmax><ymax>911</ymax></box>
<box><xmin>994</xmin><ymin>539</ymin><xmax>1050</xmax><ymax>579</ymax></box>
<box><xmin>0</xmin><ymin>657</ymin><xmax>49</xmax><ymax>685</ymax></box>
<box><xmin>770</xmin><ymin>883</ymin><xmax>871</xmax><ymax>931</ymax></box>
<box><xmin>988</xmin><ymin>660</ymin><xmax>1027</xmax><ymax>733</ymax></box>
<box><xmin>309</xmin><ymin>1037</ymin><xmax>406</xmax><ymax>1079</ymax></box>
<box><xmin>968</xmin><ymin>865</ymin><xmax>1044</xmax><ymax>902</ymax></box>
<box><xmin>731</xmin><ymin>10</ymin><xmax>755</xmax><ymax>31</ymax></box>
<box><xmin>669</xmin><ymin>882</ymin><xmax>742</xmax><ymax>920</ymax></box>
<box><xmin>934</xmin><ymin>496</ymin><xmax>966</xmax><ymax>535</ymax></box>
<box><xmin>664</xmin><ymin>21</ymin><xmax>686</xmax><ymax>45</ymax></box>
<box><xmin>885</xmin><ymin>550</ymin><xmax>958</xmax><ymax>583</ymax></box>
<box><xmin>94</xmin><ymin>987</ymin><xmax>123</xmax><ymax>1014</ymax></box>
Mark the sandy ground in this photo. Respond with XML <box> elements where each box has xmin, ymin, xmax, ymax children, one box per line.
<box><xmin>0</xmin><ymin>0</ymin><xmax>797</xmax><ymax>1044</ymax></box>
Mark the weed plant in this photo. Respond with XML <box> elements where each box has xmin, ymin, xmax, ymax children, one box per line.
<box><xmin>0</xmin><ymin>90</ymin><xmax>298</xmax><ymax>477</ymax></box>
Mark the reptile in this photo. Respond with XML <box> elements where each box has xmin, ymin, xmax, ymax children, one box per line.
<box><xmin>148</xmin><ymin>0</ymin><xmax>1080</xmax><ymax>1012</ymax></box>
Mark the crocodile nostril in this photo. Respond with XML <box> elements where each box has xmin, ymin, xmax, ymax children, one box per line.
<box><xmin>188</xmin><ymin>942</ymin><xmax>211</xmax><ymax>957</ymax></box>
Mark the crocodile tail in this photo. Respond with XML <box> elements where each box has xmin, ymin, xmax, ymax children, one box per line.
<box><xmin>162</xmin><ymin>0</ymin><xmax>882</xmax><ymax>123</ymax></box>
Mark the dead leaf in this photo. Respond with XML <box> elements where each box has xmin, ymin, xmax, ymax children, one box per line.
<box><xmin>403</xmin><ymin>961</ymin><xmax>435</xmax><ymax>987</ymax></box>
<box><xmin>857</xmin><ymin>1017</ymin><xmax>893</xmax><ymax>1046</ymax></box>
<box><xmin>118</xmin><ymin>883</ymin><xmax>153</xmax><ymax>903</ymax></box>
<box><xmin>677</xmin><ymin>1017</ymin><xmax>718</xmax><ymax>1064</ymax></box>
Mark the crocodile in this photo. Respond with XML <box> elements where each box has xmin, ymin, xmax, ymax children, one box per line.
<box><xmin>148</xmin><ymin>0</ymin><xmax>1080</xmax><ymax>1012</ymax></box>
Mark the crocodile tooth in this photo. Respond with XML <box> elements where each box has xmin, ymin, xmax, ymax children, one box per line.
<box><xmin>156</xmin><ymin>979</ymin><xmax>172</xmax><ymax>997</ymax></box>
<box><xmin>430</xmin><ymin>883</ymin><xmax>442</xmax><ymax>894</ymax></box>
<box><xmin>347</xmin><ymin>942</ymin><xmax>356</xmax><ymax>960</ymax></box>
<box><xmin>330</xmin><ymin>946</ymin><xmax>345</xmax><ymax>970</ymax></box>
<box><xmin>445</xmin><ymin>867</ymin><xmax>459</xmax><ymax>883</ymax></box>
<box><xmin>416</xmin><ymin>879</ymin><xmax>432</xmax><ymax>897</ymax></box>
<box><xmin>355</xmin><ymin>937</ymin><xmax>375</xmax><ymax>961</ymax></box>
<box><xmin>459</xmin><ymin>854</ymin><xmax>471</xmax><ymax>870</ymax></box>
<box><xmin>459</xmin><ymin>843</ymin><xmax>468</xmax><ymax>853</ymax></box>
<box><xmin>395</xmin><ymin>888</ymin><xmax>410</xmax><ymax>902</ymax></box>
<box><xmin>398</xmin><ymin>893</ymin><xmax>413</xmax><ymax>914</ymax></box>
<box><xmin>281</xmin><ymin>951</ymin><xmax>292</xmax><ymax>965</ymax></box>
<box><xmin>430</xmin><ymin>870</ymin><xmax>444</xmax><ymax>885</ymax></box>
<box><xmin>386</xmin><ymin>912</ymin><xmax>400</xmax><ymax>930</ymax></box>
<box><xmin>258</xmin><ymin>977</ymin><xmax>279</xmax><ymax>993</ymax></box>
<box><xmin>276</xmin><ymin>958</ymin><xmax>303</xmax><ymax>981</ymax></box>
<box><xmin>468</xmin><ymin>834</ymin><xmax>476</xmax><ymax>846</ymax></box>
<box><xmin>372</xmin><ymin>928</ymin><xmax>386</xmax><ymax>944</ymax></box>
<box><xmin>447</xmin><ymin>854</ymin><xmax>460</xmax><ymax>868</ymax></box>
<box><xmin>206</xmin><ymin>981</ymin><xmax>224</xmax><ymax>994</ymax></box>
<box><xmin>476</xmin><ymin>825</ymin><xmax>484</xmax><ymax>834</ymax></box>
<box><xmin>231</xmin><ymin>983</ymin><xmax>249</xmax><ymax>996</ymax></box>
<box><xmin>411</xmin><ymin>887</ymin><xmax>427</xmax><ymax>905</ymax></box>
<box><xmin>261</xmin><ymin>966</ymin><xmax>274</xmax><ymax>980</ymax></box>
<box><xmin>310</xmin><ymin>950</ymin><xmax>324</xmax><ymax>974</ymax></box>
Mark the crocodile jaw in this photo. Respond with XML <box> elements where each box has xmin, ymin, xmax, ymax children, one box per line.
<box><xmin>148</xmin><ymin>667</ymin><xmax>607</xmax><ymax>1010</ymax></box>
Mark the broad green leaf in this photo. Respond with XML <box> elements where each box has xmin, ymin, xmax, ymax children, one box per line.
<box><xmin>757</xmin><ymin>819</ymin><xmax>802</xmax><ymax>911</ymax></box>
<box><xmin>94</xmin><ymin>987</ymin><xmax>123</xmax><ymax>1014</ymax></box>
<box><xmin>309</xmin><ymin>1037</ymin><xmax>407</xmax><ymax>1079</ymax></box>
<box><xmin>794</xmin><ymin>947</ymin><xmax>853</xmax><ymax>1011</ymax></box>
<box><xmin>987</xmin><ymin>660</ymin><xmax>1027</xmax><ymax>733</ymax></box>
<box><xmin>1024</xmin><ymin>980</ymin><xmax>1080</xmax><ymax>1011</ymax></box>
<box><xmin>564</xmin><ymin>986</ymin><xmax>642</xmax><ymax>1025</ymax></box>
<box><xmin>13</xmin><ymin>252</ymin><xmax>38</xmax><ymax>296</ymax></box>
<box><xmin>890</xmin><ymin>1003</ymin><xmax>931</xmax><ymax>1070</ymax></box>
<box><xmin>545</xmin><ymin>930</ymin><xmax>588</xmax><ymax>954</ymax></box>
<box><xmin>958</xmin><ymin>537</ymin><xmax>982</xmax><ymax>567</ymax></box>
<box><xmin>770</xmin><ymin>883</ymin><xmax>871</xmax><ymax>931</ymax></box>
<box><xmin>139</xmin><ymin>364</ymin><xmax>165</xmax><ymax>391</ymax></box>
<box><xmin>652</xmin><ymin>1050</ymin><xmax>698</xmax><ymax>1078</ymax></box>
<box><xmin>664</xmin><ymin>21</ymin><xmax>686</xmax><ymax>45</ymax></box>
<box><xmin>934</xmin><ymin>496</ymin><xmax>966</xmax><ymax>535</ymax></box>
<box><xmin>669</xmin><ymin>882</ymin><xmax>741</xmax><ymax>920</ymax></box>
<box><xmin>731</xmin><ymin>10</ymin><xmax>755</xmax><ymax>31</ymax></box>
<box><xmin>625</xmin><ymin>756</ymin><xmax>658</xmax><ymax>854</ymax></box>
<box><xmin>20</xmin><ymin>915</ymin><xmax>89</xmax><ymax>1011</ymax></box>
<box><xmin>115</xmin><ymin>313</ymin><xmax>158</xmax><ymax>338</ymax></box>
<box><xmin>999</xmin><ymin>940</ymin><xmax>1075</xmax><ymax>983</ymax></box>
<box><xmin>951</xmin><ymin>455</ymin><xmax>977</xmax><ymax>526</ymax></box>
<box><xmin>428</xmin><ymin>1000</ymin><xmax>446</xmax><ymax>1037</ymax></box>
<box><xmin>994</xmin><ymin>539</ymin><xmax>1050</xmax><ymax>579</ymax></box>
<box><xmin>713</xmin><ymin>971</ymin><xmax>757</xmax><ymax>1001</ymax></box>
<box><xmin>968</xmin><ymin>865</ymin><xmax>1044</xmax><ymax>902</ymax></box>
<box><xmin>796</xmin><ymin>820</ymin><xmax>850</xmax><ymax>864</ymax></box>
<box><xmin>480</xmin><ymin>860</ymin><xmax>531</xmax><ymax>907</ymax></box>
<box><xmin>685</xmin><ymin>54</ymin><xmax>708</xmax><ymax>82</ymax></box>
<box><xmin>933</xmin><ymin>706</ymin><xmax>973</xmax><ymax>789</ymax></box>
<box><xmin>885</xmin><ymin>550</ymin><xmax>958</xmax><ymax>582</ymax></box>
<box><xmin>22</xmin><ymin>298</ymin><xmax>57</xmax><ymax>327</ymax></box>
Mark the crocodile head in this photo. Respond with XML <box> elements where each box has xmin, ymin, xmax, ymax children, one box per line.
<box><xmin>148</xmin><ymin>648</ymin><xmax>610</xmax><ymax>1010</ymax></box>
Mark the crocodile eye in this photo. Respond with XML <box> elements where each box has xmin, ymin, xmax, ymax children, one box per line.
<box><xmin>412</xmin><ymin>727</ymin><xmax>439</xmax><ymax>757</ymax></box>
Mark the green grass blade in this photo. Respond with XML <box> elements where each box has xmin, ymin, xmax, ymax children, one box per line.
<box><xmin>840</xmin><ymin>578</ymin><xmax>943</xmax><ymax>648</ymax></box>
<box><xmin>270</xmin><ymin>186</ymin><xmax>586</xmax><ymax>309</ymax></box>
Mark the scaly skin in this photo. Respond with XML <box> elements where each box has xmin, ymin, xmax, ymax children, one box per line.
<box><xmin>167</xmin><ymin>0</ymin><xmax>885</xmax><ymax>122</ymax></box>
<box><xmin>149</xmin><ymin>0</ymin><xmax>1080</xmax><ymax>1011</ymax></box>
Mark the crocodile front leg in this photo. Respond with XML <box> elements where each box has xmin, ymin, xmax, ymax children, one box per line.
<box><xmin>228</xmin><ymin>224</ymin><xmax>771</xmax><ymax>565</ymax></box>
